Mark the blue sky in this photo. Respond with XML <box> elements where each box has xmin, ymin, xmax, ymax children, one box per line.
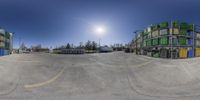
<box><xmin>0</xmin><ymin>0</ymin><xmax>200</xmax><ymax>48</ymax></box>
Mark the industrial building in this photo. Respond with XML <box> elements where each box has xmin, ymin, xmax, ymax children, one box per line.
<box><xmin>131</xmin><ymin>21</ymin><xmax>200</xmax><ymax>59</ymax></box>
<box><xmin>0</xmin><ymin>28</ymin><xmax>13</xmax><ymax>56</ymax></box>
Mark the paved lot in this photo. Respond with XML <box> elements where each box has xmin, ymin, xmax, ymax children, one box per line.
<box><xmin>0</xmin><ymin>52</ymin><xmax>200</xmax><ymax>100</ymax></box>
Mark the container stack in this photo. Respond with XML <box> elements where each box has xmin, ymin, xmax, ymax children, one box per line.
<box><xmin>0</xmin><ymin>28</ymin><xmax>12</xmax><ymax>56</ymax></box>
<box><xmin>133</xmin><ymin>21</ymin><xmax>200</xmax><ymax>59</ymax></box>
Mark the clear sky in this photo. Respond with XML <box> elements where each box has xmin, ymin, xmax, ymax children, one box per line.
<box><xmin>0</xmin><ymin>0</ymin><xmax>200</xmax><ymax>48</ymax></box>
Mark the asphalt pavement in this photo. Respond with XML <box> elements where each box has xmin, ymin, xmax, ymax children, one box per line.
<box><xmin>0</xmin><ymin>52</ymin><xmax>200</xmax><ymax>100</ymax></box>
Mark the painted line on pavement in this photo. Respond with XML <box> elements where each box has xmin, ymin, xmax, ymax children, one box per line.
<box><xmin>24</xmin><ymin>66</ymin><xmax>65</xmax><ymax>89</ymax></box>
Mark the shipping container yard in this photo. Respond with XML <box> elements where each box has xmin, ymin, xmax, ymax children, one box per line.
<box><xmin>2</xmin><ymin>0</ymin><xmax>200</xmax><ymax>100</ymax></box>
<box><xmin>132</xmin><ymin>21</ymin><xmax>200</xmax><ymax>59</ymax></box>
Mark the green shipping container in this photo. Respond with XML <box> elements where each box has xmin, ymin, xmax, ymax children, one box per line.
<box><xmin>170</xmin><ymin>38</ymin><xmax>179</xmax><ymax>45</ymax></box>
<box><xmin>179</xmin><ymin>29</ymin><xmax>187</xmax><ymax>35</ymax></box>
<box><xmin>180</xmin><ymin>22</ymin><xmax>188</xmax><ymax>29</ymax></box>
<box><xmin>159</xmin><ymin>36</ymin><xmax>168</xmax><ymax>45</ymax></box>
<box><xmin>152</xmin><ymin>52</ymin><xmax>160</xmax><ymax>58</ymax></box>
<box><xmin>172</xmin><ymin>21</ymin><xmax>179</xmax><ymax>28</ymax></box>
<box><xmin>146</xmin><ymin>39</ymin><xmax>152</xmax><ymax>46</ymax></box>
<box><xmin>4</xmin><ymin>42</ymin><xmax>9</xmax><ymax>49</ymax></box>
<box><xmin>143</xmin><ymin>32</ymin><xmax>149</xmax><ymax>36</ymax></box>
<box><xmin>4</xmin><ymin>32</ymin><xmax>10</xmax><ymax>39</ymax></box>
<box><xmin>179</xmin><ymin>37</ymin><xmax>187</xmax><ymax>45</ymax></box>
<box><xmin>188</xmin><ymin>24</ymin><xmax>196</xmax><ymax>31</ymax></box>
<box><xmin>143</xmin><ymin>41</ymin><xmax>147</xmax><ymax>47</ymax></box>
<box><xmin>152</xmin><ymin>38</ymin><xmax>159</xmax><ymax>45</ymax></box>
<box><xmin>159</xmin><ymin>22</ymin><xmax>168</xmax><ymax>29</ymax></box>
<box><xmin>143</xmin><ymin>35</ymin><xmax>148</xmax><ymax>39</ymax></box>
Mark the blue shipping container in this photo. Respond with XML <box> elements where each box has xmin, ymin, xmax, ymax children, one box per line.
<box><xmin>188</xmin><ymin>49</ymin><xmax>194</xmax><ymax>58</ymax></box>
<box><xmin>4</xmin><ymin>50</ymin><xmax>8</xmax><ymax>55</ymax></box>
<box><xmin>187</xmin><ymin>32</ymin><xmax>195</xmax><ymax>37</ymax></box>
<box><xmin>0</xmin><ymin>48</ymin><xmax>4</xmax><ymax>56</ymax></box>
<box><xmin>188</xmin><ymin>39</ymin><xmax>194</xmax><ymax>45</ymax></box>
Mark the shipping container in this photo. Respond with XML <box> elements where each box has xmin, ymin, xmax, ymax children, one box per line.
<box><xmin>172</xmin><ymin>21</ymin><xmax>179</xmax><ymax>28</ymax></box>
<box><xmin>147</xmin><ymin>32</ymin><xmax>151</xmax><ymax>38</ymax></box>
<box><xmin>196</xmin><ymin>34</ymin><xmax>200</xmax><ymax>39</ymax></box>
<box><xmin>170</xmin><ymin>28</ymin><xmax>179</xmax><ymax>35</ymax></box>
<box><xmin>188</xmin><ymin>39</ymin><xmax>194</xmax><ymax>45</ymax></box>
<box><xmin>152</xmin><ymin>30</ymin><xmax>159</xmax><ymax>37</ymax></box>
<box><xmin>4</xmin><ymin>42</ymin><xmax>9</xmax><ymax>49</ymax></box>
<box><xmin>159</xmin><ymin>22</ymin><xmax>168</xmax><ymax>29</ymax></box>
<box><xmin>188</xmin><ymin>48</ymin><xmax>194</xmax><ymax>58</ymax></box>
<box><xmin>152</xmin><ymin>38</ymin><xmax>159</xmax><ymax>45</ymax></box>
<box><xmin>179</xmin><ymin>37</ymin><xmax>187</xmax><ymax>45</ymax></box>
<box><xmin>179</xmin><ymin>48</ymin><xmax>188</xmax><ymax>58</ymax></box>
<box><xmin>147</xmin><ymin>52</ymin><xmax>152</xmax><ymax>57</ymax></box>
<box><xmin>169</xmin><ymin>37</ymin><xmax>179</xmax><ymax>45</ymax></box>
<box><xmin>179</xmin><ymin>29</ymin><xmax>187</xmax><ymax>35</ymax></box>
<box><xmin>188</xmin><ymin>24</ymin><xmax>196</xmax><ymax>31</ymax></box>
<box><xmin>180</xmin><ymin>22</ymin><xmax>188</xmax><ymax>29</ymax></box>
<box><xmin>0</xmin><ymin>48</ymin><xmax>4</xmax><ymax>56</ymax></box>
<box><xmin>0</xmin><ymin>42</ymin><xmax>4</xmax><ymax>48</ymax></box>
<box><xmin>4</xmin><ymin>32</ymin><xmax>10</xmax><ymax>39</ymax></box>
<box><xmin>147</xmin><ymin>26</ymin><xmax>152</xmax><ymax>32</ymax></box>
<box><xmin>143</xmin><ymin>35</ymin><xmax>148</xmax><ymax>39</ymax></box>
<box><xmin>152</xmin><ymin>25</ymin><xmax>159</xmax><ymax>31</ymax></box>
<box><xmin>196</xmin><ymin>40</ymin><xmax>200</xmax><ymax>46</ymax></box>
<box><xmin>160</xmin><ymin>49</ymin><xmax>170</xmax><ymax>58</ymax></box>
<box><xmin>4</xmin><ymin>50</ymin><xmax>8</xmax><ymax>55</ymax></box>
<box><xmin>152</xmin><ymin>52</ymin><xmax>160</xmax><ymax>58</ymax></box>
<box><xmin>170</xmin><ymin>50</ymin><xmax>179</xmax><ymax>59</ymax></box>
<box><xmin>187</xmin><ymin>32</ymin><xmax>195</xmax><ymax>37</ymax></box>
<box><xmin>146</xmin><ymin>39</ymin><xmax>152</xmax><ymax>46</ymax></box>
<box><xmin>160</xmin><ymin>29</ymin><xmax>168</xmax><ymax>35</ymax></box>
<box><xmin>196</xmin><ymin>48</ymin><xmax>200</xmax><ymax>57</ymax></box>
<box><xmin>143</xmin><ymin>32</ymin><xmax>149</xmax><ymax>36</ymax></box>
<box><xmin>0</xmin><ymin>35</ymin><xmax>4</xmax><ymax>42</ymax></box>
<box><xmin>159</xmin><ymin>36</ymin><xmax>168</xmax><ymax>45</ymax></box>
<box><xmin>0</xmin><ymin>29</ymin><xmax>5</xmax><ymax>35</ymax></box>
<box><xmin>143</xmin><ymin>41</ymin><xmax>146</xmax><ymax>47</ymax></box>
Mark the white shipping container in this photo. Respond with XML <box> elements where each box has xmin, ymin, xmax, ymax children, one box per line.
<box><xmin>170</xmin><ymin>28</ymin><xmax>179</xmax><ymax>34</ymax></box>
<box><xmin>196</xmin><ymin>34</ymin><xmax>200</xmax><ymax>39</ymax></box>
<box><xmin>147</xmin><ymin>27</ymin><xmax>152</xmax><ymax>32</ymax></box>
<box><xmin>152</xmin><ymin>30</ymin><xmax>159</xmax><ymax>37</ymax></box>
<box><xmin>196</xmin><ymin>40</ymin><xmax>200</xmax><ymax>46</ymax></box>
<box><xmin>0</xmin><ymin>29</ymin><xmax>5</xmax><ymax>35</ymax></box>
<box><xmin>0</xmin><ymin>42</ymin><xmax>4</xmax><ymax>48</ymax></box>
<box><xmin>160</xmin><ymin>29</ymin><xmax>168</xmax><ymax>35</ymax></box>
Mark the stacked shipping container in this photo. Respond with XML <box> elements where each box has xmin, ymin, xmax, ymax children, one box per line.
<box><xmin>133</xmin><ymin>21</ymin><xmax>200</xmax><ymax>59</ymax></box>
<box><xmin>0</xmin><ymin>28</ymin><xmax>12</xmax><ymax>56</ymax></box>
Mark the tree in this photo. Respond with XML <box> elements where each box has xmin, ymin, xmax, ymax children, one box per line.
<box><xmin>92</xmin><ymin>41</ymin><xmax>97</xmax><ymax>50</ymax></box>
<box><xmin>78</xmin><ymin>42</ymin><xmax>84</xmax><ymax>49</ymax></box>
<box><xmin>85</xmin><ymin>40</ymin><xmax>92</xmax><ymax>50</ymax></box>
<box><xmin>66</xmin><ymin>43</ymin><xmax>71</xmax><ymax>49</ymax></box>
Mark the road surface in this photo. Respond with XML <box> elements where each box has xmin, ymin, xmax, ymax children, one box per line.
<box><xmin>0</xmin><ymin>52</ymin><xmax>200</xmax><ymax>100</ymax></box>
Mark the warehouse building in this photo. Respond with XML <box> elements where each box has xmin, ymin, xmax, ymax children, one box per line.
<box><xmin>132</xmin><ymin>21</ymin><xmax>200</xmax><ymax>59</ymax></box>
<box><xmin>0</xmin><ymin>28</ymin><xmax>13</xmax><ymax>56</ymax></box>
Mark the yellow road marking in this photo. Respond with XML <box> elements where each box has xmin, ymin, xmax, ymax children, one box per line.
<box><xmin>24</xmin><ymin>66</ymin><xmax>65</xmax><ymax>89</ymax></box>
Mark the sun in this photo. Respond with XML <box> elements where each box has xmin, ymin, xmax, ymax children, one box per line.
<box><xmin>95</xmin><ymin>26</ymin><xmax>106</xmax><ymax>36</ymax></box>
